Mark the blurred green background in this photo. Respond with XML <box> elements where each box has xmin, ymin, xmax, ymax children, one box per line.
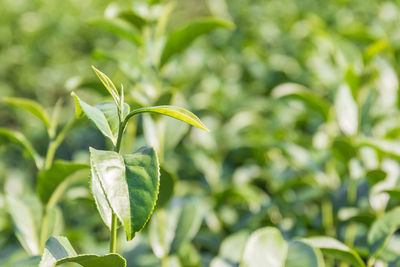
<box><xmin>2</xmin><ymin>0</ymin><xmax>400</xmax><ymax>266</ymax></box>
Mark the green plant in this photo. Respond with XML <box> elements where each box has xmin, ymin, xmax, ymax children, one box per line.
<box><xmin>38</xmin><ymin>66</ymin><xmax>208</xmax><ymax>266</ymax></box>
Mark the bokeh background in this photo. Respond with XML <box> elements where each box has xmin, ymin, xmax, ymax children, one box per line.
<box><xmin>2</xmin><ymin>0</ymin><xmax>400</xmax><ymax>266</ymax></box>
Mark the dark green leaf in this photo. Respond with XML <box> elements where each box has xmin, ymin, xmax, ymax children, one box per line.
<box><xmin>118</xmin><ymin>10</ymin><xmax>146</xmax><ymax>30</ymax></box>
<box><xmin>157</xmin><ymin>166</ymin><xmax>176</xmax><ymax>208</ymax></box>
<box><xmin>37</xmin><ymin>160</ymin><xmax>89</xmax><ymax>206</ymax></box>
<box><xmin>90</xmin><ymin>146</ymin><xmax>160</xmax><ymax>240</ymax></box>
<box><xmin>366</xmin><ymin>169</ymin><xmax>387</xmax><ymax>186</ymax></box>
<box><xmin>3</xmin><ymin>97</ymin><xmax>50</xmax><ymax>128</ymax></box>
<box><xmin>159</xmin><ymin>17</ymin><xmax>234</xmax><ymax>67</ymax></box>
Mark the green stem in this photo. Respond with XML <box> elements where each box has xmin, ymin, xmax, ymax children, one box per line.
<box><xmin>109</xmin><ymin>122</ymin><xmax>125</xmax><ymax>253</ymax></box>
<box><xmin>40</xmin><ymin>118</ymin><xmax>77</xmax><ymax>252</ymax></box>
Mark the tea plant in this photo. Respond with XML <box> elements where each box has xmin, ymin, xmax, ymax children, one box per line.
<box><xmin>38</xmin><ymin>66</ymin><xmax>208</xmax><ymax>266</ymax></box>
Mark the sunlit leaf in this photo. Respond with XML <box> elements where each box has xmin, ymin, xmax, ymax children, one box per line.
<box><xmin>302</xmin><ymin>237</ymin><xmax>365</xmax><ymax>267</ymax></box>
<box><xmin>3</xmin><ymin>97</ymin><xmax>50</xmax><ymax>128</ymax></box>
<box><xmin>0</xmin><ymin>128</ymin><xmax>42</xmax><ymax>169</ymax></box>
<box><xmin>39</xmin><ymin>236</ymin><xmax>126</xmax><ymax>267</ymax></box>
<box><xmin>335</xmin><ymin>83</ymin><xmax>358</xmax><ymax>136</ymax></box>
<box><xmin>71</xmin><ymin>93</ymin><xmax>117</xmax><ymax>145</ymax></box>
<box><xmin>127</xmin><ymin>105</ymin><xmax>209</xmax><ymax>132</ymax></box>
<box><xmin>240</xmin><ymin>227</ymin><xmax>288</xmax><ymax>267</ymax></box>
<box><xmin>91</xmin><ymin>66</ymin><xmax>120</xmax><ymax>105</ymax></box>
<box><xmin>90</xmin><ymin>146</ymin><xmax>160</xmax><ymax>240</ymax></box>
<box><xmin>285</xmin><ymin>240</ymin><xmax>325</xmax><ymax>267</ymax></box>
<box><xmin>159</xmin><ymin>17</ymin><xmax>234</xmax><ymax>67</ymax></box>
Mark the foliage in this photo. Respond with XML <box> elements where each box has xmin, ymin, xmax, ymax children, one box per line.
<box><xmin>2</xmin><ymin>0</ymin><xmax>400</xmax><ymax>266</ymax></box>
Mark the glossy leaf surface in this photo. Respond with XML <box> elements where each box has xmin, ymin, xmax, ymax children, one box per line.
<box><xmin>91</xmin><ymin>66</ymin><xmax>120</xmax><ymax>106</ymax></box>
<box><xmin>159</xmin><ymin>17</ymin><xmax>234</xmax><ymax>67</ymax></box>
<box><xmin>90</xmin><ymin>146</ymin><xmax>160</xmax><ymax>240</ymax></box>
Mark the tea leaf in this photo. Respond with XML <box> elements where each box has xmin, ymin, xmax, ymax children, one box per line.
<box><xmin>0</xmin><ymin>128</ymin><xmax>42</xmax><ymax>169</ymax></box>
<box><xmin>368</xmin><ymin>207</ymin><xmax>400</xmax><ymax>260</ymax></box>
<box><xmin>240</xmin><ymin>227</ymin><xmax>288</xmax><ymax>267</ymax></box>
<box><xmin>39</xmin><ymin>236</ymin><xmax>126</xmax><ymax>267</ymax></box>
<box><xmin>302</xmin><ymin>237</ymin><xmax>365</xmax><ymax>267</ymax></box>
<box><xmin>127</xmin><ymin>105</ymin><xmax>209</xmax><ymax>132</ymax></box>
<box><xmin>90</xmin><ymin>146</ymin><xmax>160</xmax><ymax>240</ymax></box>
<box><xmin>3</xmin><ymin>97</ymin><xmax>50</xmax><ymax>128</ymax></box>
<box><xmin>95</xmin><ymin>101</ymin><xmax>130</xmax><ymax>137</ymax></box>
<box><xmin>37</xmin><ymin>160</ymin><xmax>89</xmax><ymax>207</ymax></box>
<box><xmin>6</xmin><ymin>195</ymin><xmax>40</xmax><ymax>256</ymax></box>
<box><xmin>71</xmin><ymin>93</ymin><xmax>117</xmax><ymax>145</ymax></box>
<box><xmin>285</xmin><ymin>240</ymin><xmax>325</xmax><ymax>267</ymax></box>
<box><xmin>159</xmin><ymin>17</ymin><xmax>234</xmax><ymax>67</ymax></box>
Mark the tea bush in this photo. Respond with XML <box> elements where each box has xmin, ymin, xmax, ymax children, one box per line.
<box><xmin>2</xmin><ymin>0</ymin><xmax>400</xmax><ymax>266</ymax></box>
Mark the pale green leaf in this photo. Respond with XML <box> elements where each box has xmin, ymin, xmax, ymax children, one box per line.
<box><xmin>91</xmin><ymin>66</ymin><xmax>120</xmax><ymax>106</ymax></box>
<box><xmin>89</xmin><ymin>18</ymin><xmax>141</xmax><ymax>45</ymax></box>
<box><xmin>39</xmin><ymin>236</ymin><xmax>126</xmax><ymax>267</ymax></box>
<box><xmin>127</xmin><ymin>105</ymin><xmax>209</xmax><ymax>132</ymax></box>
<box><xmin>302</xmin><ymin>237</ymin><xmax>365</xmax><ymax>267</ymax></box>
<box><xmin>90</xmin><ymin>146</ymin><xmax>160</xmax><ymax>240</ymax></box>
<box><xmin>3</xmin><ymin>97</ymin><xmax>50</xmax><ymax>128</ymax></box>
<box><xmin>159</xmin><ymin>17</ymin><xmax>234</xmax><ymax>67</ymax></box>
<box><xmin>71</xmin><ymin>93</ymin><xmax>117</xmax><ymax>145</ymax></box>
<box><xmin>37</xmin><ymin>160</ymin><xmax>89</xmax><ymax>206</ymax></box>
<box><xmin>240</xmin><ymin>227</ymin><xmax>288</xmax><ymax>267</ymax></box>
<box><xmin>219</xmin><ymin>230</ymin><xmax>250</xmax><ymax>263</ymax></box>
<box><xmin>368</xmin><ymin>207</ymin><xmax>400</xmax><ymax>260</ymax></box>
<box><xmin>335</xmin><ymin>83</ymin><xmax>358</xmax><ymax>136</ymax></box>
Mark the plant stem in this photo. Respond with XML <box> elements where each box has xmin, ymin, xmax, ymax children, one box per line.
<box><xmin>109</xmin><ymin>123</ymin><xmax>125</xmax><ymax>253</ymax></box>
<box><xmin>110</xmin><ymin>213</ymin><xmax>118</xmax><ymax>253</ymax></box>
<box><xmin>40</xmin><ymin>118</ymin><xmax>77</xmax><ymax>252</ymax></box>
